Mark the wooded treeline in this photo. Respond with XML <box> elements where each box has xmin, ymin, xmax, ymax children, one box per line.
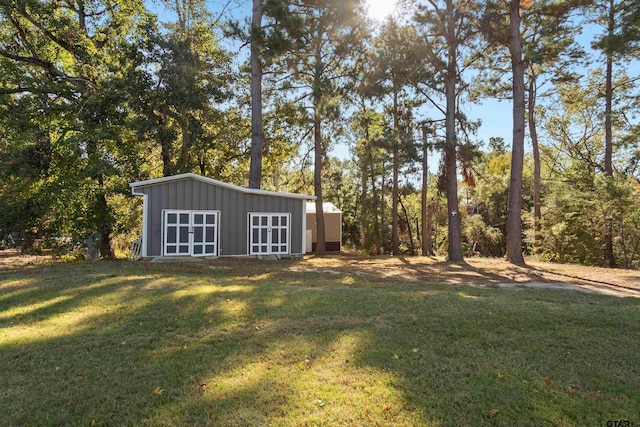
<box><xmin>1</xmin><ymin>0</ymin><xmax>639</xmax><ymax>268</ymax></box>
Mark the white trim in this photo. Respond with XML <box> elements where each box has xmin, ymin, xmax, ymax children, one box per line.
<box><xmin>163</xmin><ymin>210</ymin><xmax>191</xmax><ymax>256</ymax></box>
<box><xmin>162</xmin><ymin>209</ymin><xmax>220</xmax><ymax>257</ymax></box>
<box><xmin>215</xmin><ymin>254</ymin><xmax>302</xmax><ymax>258</ymax></box>
<box><xmin>246</xmin><ymin>213</ymin><xmax>251</xmax><ymax>256</ymax></box>
<box><xmin>339</xmin><ymin>212</ymin><xmax>343</xmax><ymax>252</ymax></box>
<box><xmin>247</xmin><ymin>212</ymin><xmax>291</xmax><ymax>255</ymax></box>
<box><xmin>130</xmin><ymin>173</ymin><xmax>316</xmax><ymax>201</ymax></box>
<box><xmin>301</xmin><ymin>200</ymin><xmax>307</xmax><ymax>255</ymax></box>
<box><xmin>141</xmin><ymin>194</ymin><xmax>148</xmax><ymax>257</ymax></box>
<box><xmin>191</xmin><ymin>210</ymin><xmax>220</xmax><ymax>257</ymax></box>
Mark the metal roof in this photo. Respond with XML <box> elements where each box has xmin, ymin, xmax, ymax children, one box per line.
<box><xmin>306</xmin><ymin>201</ymin><xmax>342</xmax><ymax>214</ymax></box>
<box><xmin>130</xmin><ymin>173</ymin><xmax>316</xmax><ymax>201</ymax></box>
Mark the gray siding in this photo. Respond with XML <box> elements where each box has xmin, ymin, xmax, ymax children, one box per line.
<box><xmin>139</xmin><ymin>178</ymin><xmax>305</xmax><ymax>256</ymax></box>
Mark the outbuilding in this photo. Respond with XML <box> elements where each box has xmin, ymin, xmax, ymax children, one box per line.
<box><xmin>305</xmin><ymin>202</ymin><xmax>342</xmax><ymax>253</ymax></box>
<box><xmin>130</xmin><ymin>173</ymin><xmax>315</xmax><ymax>258</ymax></box>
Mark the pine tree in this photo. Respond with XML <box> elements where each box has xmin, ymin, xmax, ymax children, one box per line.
<box><xmin>413</xmin><ymin>0</ymin><xmax>480</xmax><ymax>261</ymax></box>
<box><xmin>273</xmin><ymin>0</ymin><xmax>367</xmax><ymax>254</ymax></box>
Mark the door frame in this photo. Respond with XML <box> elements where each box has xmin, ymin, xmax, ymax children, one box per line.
<box><xmin>162</xmin><ymin>209</ymin><xmax>220</xmax><ymax>257</ymax></box>
<box><xmin>247</xmin><ymin>212</ymin><xmax>291</xmax><ymax>255</ymax></box>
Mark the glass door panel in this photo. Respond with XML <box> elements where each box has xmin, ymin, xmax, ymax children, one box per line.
<box><xmin>164</xmin><ymin>210</ymin><xmax>218</xmax><ymax>256</ymax></box>
<box><xmin>249</xmin><ymin>213</ymin><xmax>290</xmax><ymax>255</ymax></box>
<box><xmin>164</xmin><ymin>210</ymin><xmax>191</xmax><ymax>255</ymax></box>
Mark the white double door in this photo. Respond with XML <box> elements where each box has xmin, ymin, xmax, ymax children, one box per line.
<box><xmin>163</xmin><ymin>210</ymin><xmax>219</xmax><ymax>256</ymax></box>
<box><xmin>249</xmin><ymin>213</ymin><xmax>290</xmax><ymax>255</ymax></box>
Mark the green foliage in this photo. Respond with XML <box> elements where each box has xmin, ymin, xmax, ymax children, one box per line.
<box><xmin>350</xmin><ymin>107</ymin><xmax>390</xmax><ymax>253</ymax></box>
<box><xmin>125</xmin><ymin>8</ymin><xmax>235</xmax><ymax>177</ymax></box>
<box><xmin>462</xmin><ymin>214</ymin><xmax>503</xmax><ymax>257</ymax></box>
<box><xmin>0</xmin><ymin>0</ymin><xmax>238</xmax><ymax>255</ymax></box>
<box><xmin>591</xmin><ymin>0</ymin><xmax>640</xmax><ymax>57</ymax></box>
<box><xmin>539</xmin><ymin>164</ymin><xmax>640</xmax><ymax>268</ymax></box>
<box><xmin>0</xmin><ymin>0</ymin><xmax>150</xmax><ymax>255</ymax></box>
<box><xmin>617</xmin><ymin>0</ymin><xmax>640</xmax><ymax>55</ymax></box>
<box><xmin>537</xmin><ymin>68</ymin><xmax>640</xmax><ymax>268</ymax></box>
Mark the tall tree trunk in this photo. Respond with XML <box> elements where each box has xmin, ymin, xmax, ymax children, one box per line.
<box><xmin>527</xmin><ymin>71</ymin><xmax>541</xmax><ymax>254</ymax></box>
<box><xmin>427</xmin><ymin>203</ymin><xmax>432</xmax><ymax>255</ymax></box>
<box><xmin>421</xmin><ymin>126</ymin><xmax>431</xmax><ymax>256</ymax></box>
<box><xmin>158</xmin><ymin>115</ymin><xmax>174</xmax><ymax>177</ymax></box>
<box><xmin>604</xmin><ymin>0</ymin><xmax>614</xmax><ymax>178</ymax></box>
<box><xmin>314</xmin><ymin>114</ymin><xmax>326</xmax><ymax>254</ymax></box>
<box><xmin>506</xmin><ymin>0</ymin><xmax>525</xmax><ymax>265</ymax></box>
<box><xmin>392</xmin><ymin>91</ymin><xmax>400</xmax><ymax>255</ymax></box>
<box><xmin>370</xmin><ymin>155</ymin><xmax>381</xmax><ymax>255</ymax></box>
<box><xmin>603</xmin><ymin>0</ymin><xmax>617</xmax><ymax>267</ymax></box>
<box><xmin>97</xmin><ymin>194</ymin><xmax>113</xmax><ymax>259</ymax></box>
<box><xmin>380</xmin><ymin>172</ymin><xmax>386</xmax><ymax>253</ymax></box>
<box><xmin>359</xmin><ymin>163</ymin><xmax>367</xmax><ymax>249</ymax></box>
<box><xmin>177</xmin><ymin>118</ymin><xmax>191</xmax><ymax>173</ymax></box>
<box><xmin>399</xmin><ymin>195</ymin><xmax>415</xmax><ymax>255</ymax></box>
<box><xmin>360</xmin><ymin>115</ymin><xmax>370</xmax><ymax>249</ymax></box>
<box><xmin>313</xmin><ymin>39</ymin><xmax>326</xmax><ymax>255</ymax></box>
<box><xmin>77</xmin><ymin>0</ymin><xmax>87</xmax><ymax>33</ymax></box>
<box><xmin>96</xmin><ymin>175</ymin><xmax>113</xmax><ymax>258</ymax></box>
<box><xmin>248</xmin><ymin>0</ymin><xmax>264</xmax><ymax>189</ymax></box>
<box><xmin>445</xmin><ymin>0</ymin><xmax>462</xmax><ymax>261</ymax></box>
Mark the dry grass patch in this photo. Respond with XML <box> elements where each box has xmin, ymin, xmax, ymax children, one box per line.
<box><xmin>297</xmin><ymin>253</ymin><xmax>640</xmax><ymax>296</ymax></box>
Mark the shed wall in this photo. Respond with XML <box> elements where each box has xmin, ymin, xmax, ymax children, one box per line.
<box><xmin>306</xmin><ymin>212</ymin><xmax>342</xmax><ymax>249</ymax></box>
<box><xmin>139</xmin><ymin>178</ymin><xmax>305</xmax><ymax>256</ymax></box>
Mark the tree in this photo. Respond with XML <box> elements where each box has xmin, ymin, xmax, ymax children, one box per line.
<box><xmin>275</xmin><ymin>0</ymin><xmax>367</xmax><ymax>254</ymax></box>
<box><xmin>443</xmin><ymin>0</ymin><xmax>464</xmax><ymax>262</ymax></box>
<box><xmin>504</xmin><ymin>0</ymin><xmax>526</xmax><ymax>265</ymax></box>
<box><xmin>589</xmin><ymin>0</ymin><xmax>638</xmax><ymax>267</ymax></box>
<box><xmin>421</xmin><ymin>124</ymin><xmax>434</xmax><ymax>256</ymax></box>
<box><xmin>478</xmin><ymin>0</ymin><xmax>532</xmax><ymax>264</ymax></box>
<box><xmin>463</xmin><ymin>137</ymin><xmax>512</xmax><ymax>256</ymax></box>
<box><xmin>541</xmin><ymin>69</ymin><xmax>640</xmax><ymax>267</ymax></box>
<box><xmin>369</xmin><ymin>19</ymin><xmax>423</xmax><ymax>255</ymax></box>
<box><xmin>351</xmin><ymin>104</ymin><xmax>387</xmax><ymax>253</ymax></box>
<box><xmin>249</xmin><ymin>0</ymin><xmax>265</xmax><ymax>189</ymax></box>
<box><xmin>228</xmin><ymin>1</ymin><xmax>303</xmax><ymax>189</ymax></box>
<box><xmin>617</xmin><ymin>0</ymin><xmax>640</xmax><ymax>54</ymax></box>
<box><xmin>0</xmin><ymin>0</ymin><xmax>147</xmax><ymax>257</ymax></box>
<box><xmin>414</xmin><ymin>0</ymin><xmax>480</xmax><ymax>261</ymax></box>
<box><xmin>322</xmin><ymin>157</ymin><xmax>360</xmax><ymax>247</ymax></box>
<box><xmin>524</xmin><ymin>2</ymin><xmax>583</xmax><ymax>253</ymax></box>
<box><xmin>133</xmin><ymin>0</ymin><xmax>233</xmax><ymax>177</ymax></box>
<box><xmin>478</xmin><ymin>0</ymin><xmax>585</xmax><ymax>260</ymax></box>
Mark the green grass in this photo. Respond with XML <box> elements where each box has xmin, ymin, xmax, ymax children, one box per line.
<box><xmin>0</xmin><ymin>259</ymin><xmax>638</xmax><ymax>426</ymax></box>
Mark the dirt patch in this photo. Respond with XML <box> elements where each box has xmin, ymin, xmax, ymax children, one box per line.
<box><xmin>292</xmin><ymin>254</ymin><xmax>640</xmax><ymax>298</ymax></box>
<box><xmin>0</xmin><ymin>249</ymin><xmax>57</xmax><ymax>270</ymax></box>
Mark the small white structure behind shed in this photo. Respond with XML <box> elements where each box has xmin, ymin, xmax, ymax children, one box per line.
<box><xmin>306</xmin><ymin>202</ymin><xmax>342</xmax><ymax>253</ymax></box>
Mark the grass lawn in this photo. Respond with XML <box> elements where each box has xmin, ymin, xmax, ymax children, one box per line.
<box><xmin>0</xmin><ymin>253</ymin><xmax>639</xmax><ymax>426</ymax></box>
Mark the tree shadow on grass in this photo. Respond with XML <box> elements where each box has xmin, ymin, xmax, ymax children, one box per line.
<box><xmin>382</xmin><ymin>257</ymin><xmax>549</xmax><ymax>286</ymax></box>
<box><xmin>1</xmin><ymin>258</ymin><xmax>639</xmax><ymax>426</ymax></box>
